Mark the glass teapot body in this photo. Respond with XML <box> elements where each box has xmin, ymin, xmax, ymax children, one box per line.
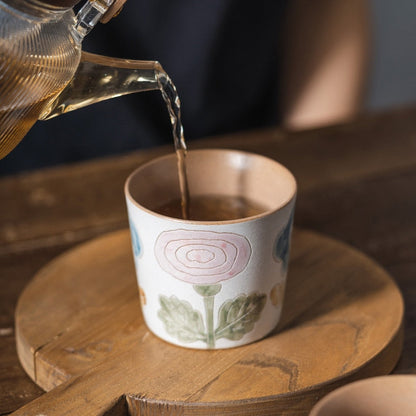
<box><xmin>0</xmin><ymin>0</ymin><xmax>164</xmax><ymax>159</ymax></box>
<box><xmin>0</xmin><ymin>0</ymin><xmax>81</xmax><ymax>156</ymax></box>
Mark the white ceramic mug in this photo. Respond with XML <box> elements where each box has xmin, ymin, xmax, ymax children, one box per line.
<box><xmin>125</xmin><ymin>149</ymin><xmax>296</xmax><ymax>349</ymax></box>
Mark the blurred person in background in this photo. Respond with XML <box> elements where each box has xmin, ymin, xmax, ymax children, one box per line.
<box><xmin>0</xmin><ymin>0</ymin><xmax>369</xmax><ymax>175</ymax></box>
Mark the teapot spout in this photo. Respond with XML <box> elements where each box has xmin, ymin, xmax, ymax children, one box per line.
<box><xmin>40</xmin><ymin>51</ymin><xmax>163</xmax><ymax>120</ymax></box>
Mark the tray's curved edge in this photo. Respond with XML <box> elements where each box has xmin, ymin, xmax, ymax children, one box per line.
<box><xmin>14</xmin><ymin>229</ymin><xmax>131</xmax><ymax>388</ymax></box>
<box><xmin>124</xmin><ymin>322</ymin><xmax>404</xmax><ymax>416</ymax></box>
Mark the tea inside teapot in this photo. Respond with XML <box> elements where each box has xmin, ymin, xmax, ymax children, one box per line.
<box><xmin>0</xmin><ymin>0</ymin><xmax>159</xmax><ymax>158</ymax></box>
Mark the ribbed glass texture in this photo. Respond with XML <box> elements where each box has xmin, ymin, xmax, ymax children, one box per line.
<box><xmin>0</xmin><ymin>2</ymin><xmax>81</xmax><ymax>158</ymax></box>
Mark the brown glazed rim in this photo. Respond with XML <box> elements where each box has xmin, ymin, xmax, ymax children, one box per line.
<box><xmin>125</xmin><ymin>149</ymin><xmax>297</xmax><ymax>225</ymax></box>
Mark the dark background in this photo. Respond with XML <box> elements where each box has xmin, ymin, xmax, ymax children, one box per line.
<box><xmin>0</xmin><ymin>0</ymin><xmax>415</xmax><ymax>176</ymax></box>
<box><xmin>366</xmin><ymin>0</ymin><xmax>416</xmax><ymax>111</ymax></box>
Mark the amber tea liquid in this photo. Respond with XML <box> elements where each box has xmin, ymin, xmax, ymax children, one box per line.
<box><xmin>0</xmin><ymin>93</ymin><xmax>63</xmax><ymax>159</ymax></box>
<box><xmin>154</xmin><ymin>195</ymin><xmax>267</xmax><ymax>221</ymax></box>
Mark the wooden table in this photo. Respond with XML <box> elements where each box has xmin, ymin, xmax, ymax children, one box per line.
<box><xmin>1</xmin><ymin>106</ymin><xmax>415</xmax><ymax>414</ymax></box>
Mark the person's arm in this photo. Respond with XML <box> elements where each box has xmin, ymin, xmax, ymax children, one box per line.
<box><xmin>281</xmin><ymin>0</ymin><xmax>370</xmax><ymax>130</ymax></box>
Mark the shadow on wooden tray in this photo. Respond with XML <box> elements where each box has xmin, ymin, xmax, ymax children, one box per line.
<box><xmin>275</xmin><ymin>228</ymin><xmax>392</xmax><ymax>333</ymax></box>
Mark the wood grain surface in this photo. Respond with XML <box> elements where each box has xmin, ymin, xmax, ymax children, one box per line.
<box><xmin>13</xmin><ymin>228</ymin><xmax>403</xmax><ymax>415</ymax></box>
<box><xmin>1</xmin><ymin>106</ymin><xmax>416</xmax><ymax>414</ymax></box>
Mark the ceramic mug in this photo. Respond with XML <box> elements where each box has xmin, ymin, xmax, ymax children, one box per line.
<box><xmin>309</xmin><ymin>375</ymin><xmax>416</xmax><ymax>416</ymax></box>
<box><xmin>125</xmin><ymin>149</ymin><xmax>296</xmax><ymax>349</ymax></box>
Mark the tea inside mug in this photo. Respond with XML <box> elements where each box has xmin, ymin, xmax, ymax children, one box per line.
<box><xmin>153</xmin><ymin>194</ymin><xmax>267</xmax><ymax>221</ymax></box>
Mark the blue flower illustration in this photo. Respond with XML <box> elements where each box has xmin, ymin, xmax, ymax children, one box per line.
<box><xmin>273</xmin><ymin>209</ymin><xmax>294</xmax><ymax>273</ymax></box>
<box><xmin>129</xmin><ymin>220</ymin><xmax>141</xmax><ymax>257</ymax></box>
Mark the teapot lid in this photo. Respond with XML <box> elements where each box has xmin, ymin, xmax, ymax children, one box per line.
<box><xmin>100</xmin><ymin>0</ymin><xmax>127</xmax><ymax>23</ymax></box>
<box><xmin>39</xmin><ymin>0</ymin><xmax>126</xmax><ymax>20</ymax></box>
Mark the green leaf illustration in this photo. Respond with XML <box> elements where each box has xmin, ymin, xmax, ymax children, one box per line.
<box><xmin>158</xmin><ymin>295</ymin><xmax>206</xmax><ymax>343</ymax></box>
<box><xmin>215</xmin><ymin>293</ymin><xmax>267</xmax><ymax>340</ymax></box>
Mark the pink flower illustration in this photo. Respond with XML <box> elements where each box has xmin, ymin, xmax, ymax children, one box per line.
<box><xmin>155</xmin><ymin>229</ymin><xmax>251</xmax><ymax>284</ymax></box>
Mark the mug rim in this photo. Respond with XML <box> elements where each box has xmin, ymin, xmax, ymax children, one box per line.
<box><xmin>125</xmin><ymin>148</ymin><xmax>297</xmax><ymax>225</ymax></box>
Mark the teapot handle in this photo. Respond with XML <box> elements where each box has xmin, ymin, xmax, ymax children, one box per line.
<box><xmin>40</xmin><ymin>51</ymin><xmax>163</xmax><ymax>120</ymax></box>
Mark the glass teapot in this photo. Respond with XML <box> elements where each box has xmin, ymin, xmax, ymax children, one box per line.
<box><xmin>0</xmin><ymin>0</ymin><xmax>166</xmax><ymax>159</ymax></box>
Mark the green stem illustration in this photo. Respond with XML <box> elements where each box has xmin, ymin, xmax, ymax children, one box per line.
<box><xmin>203</xmin><ymin>295</ymin><xmax>215</xmax><ymax>348</ymax></box>
<box><xmin>193</xmin><ymin>284</ymin><xmax>222</xmax><ymax>349</ymax></box>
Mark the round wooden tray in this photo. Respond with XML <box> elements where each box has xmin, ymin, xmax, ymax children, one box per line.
<box><xmin>13</xmin><ymin>229</ymin><xmax>403</xmax><ymax>416</ymax></box>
